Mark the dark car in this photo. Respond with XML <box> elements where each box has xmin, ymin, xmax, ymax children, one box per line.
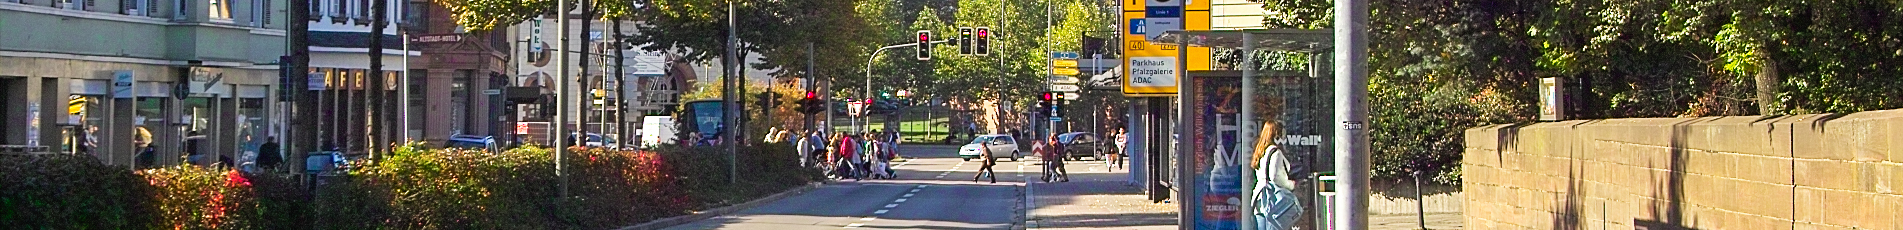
<box><xmin>1055</xmin><ymin>132</ymin><xmax>1103</xmax><ymax>160</ymax></box>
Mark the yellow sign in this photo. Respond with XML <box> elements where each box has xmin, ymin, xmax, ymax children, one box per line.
<box><xmin>1053</xmin><ymin>59</ymin><xmax>1078</xmax><ymax>68</ymax></box>
<box><xmin>1121</xmin><ymin>0</ymin><xmax>1210</xmax><ymax>96</ymax></box>
<box><xmin>1052</xmin><ymin>67</ymin><xmax>1081</xmax><ymax>76</ymax></box>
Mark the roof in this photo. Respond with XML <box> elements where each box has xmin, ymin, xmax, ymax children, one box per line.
<box><xmin>1149</xmin><ymin>29</ymin><xmax>1333</xmax><ymax>52</ymax></box>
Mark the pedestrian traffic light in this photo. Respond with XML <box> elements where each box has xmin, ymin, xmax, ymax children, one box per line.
<box><xmin>975</xmin><ymin>27</ymin><xmax>990</xmax><ymax>56</ymax></box>
<box><xmin>959</xmin><ymin>27</ymin><xmax>974</xmax><ymax>55</ymax></box>
<box><xmin>1053</xmin><ymin>93</ymin><xmax>1066</xmax><ymax>118</ymax></box>
<box><xmin>917</xmin><ymin>30</ymin><xmax>932</xmax><ymax>60</ymax></box>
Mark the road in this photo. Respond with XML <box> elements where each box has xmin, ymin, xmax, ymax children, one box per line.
<box><xmin>663</xmin><ymin>145</ymin><xmax>1040</xmax><ymax>230</ymax></box>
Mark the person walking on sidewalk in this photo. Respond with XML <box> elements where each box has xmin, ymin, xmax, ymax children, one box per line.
<box><xmin>973</xmin><ymin>145</ymin><xmax>998</xmax><ymax>183</ymax></box>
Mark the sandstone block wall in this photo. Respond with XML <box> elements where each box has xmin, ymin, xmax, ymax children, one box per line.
<box><xmin>1462</xmin><ymin>109</ymin><xmax>1903</xmax><ymax>230</ymax></box>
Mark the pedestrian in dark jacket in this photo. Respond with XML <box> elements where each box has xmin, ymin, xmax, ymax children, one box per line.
<box><xmin>257</xmin><ymin>137</ymin><xmax>282</xmax><ymax>172</ymax></box>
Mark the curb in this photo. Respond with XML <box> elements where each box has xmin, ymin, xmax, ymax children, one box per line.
<box><xmin>615</xmin><ymin>182</ymin><xmax>826</xmax><ymax>230</ymax></box>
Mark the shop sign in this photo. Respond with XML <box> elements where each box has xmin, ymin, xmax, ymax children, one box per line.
<box><xmin>113</xmin><ymin>71</ymin><xmax>135</xmax><ymax>99</ymax></box>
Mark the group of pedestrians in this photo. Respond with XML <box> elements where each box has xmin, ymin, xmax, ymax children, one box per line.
<box><xmin>794</xmin><ymin>129</ymin><xmax>901</xmax><ymax>181</ymax></box>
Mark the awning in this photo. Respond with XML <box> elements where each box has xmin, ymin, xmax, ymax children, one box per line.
<box><xmin>1149</xmin><ymin>29</ymin><xmax>1333</xmax><ymax>51</ymax></box>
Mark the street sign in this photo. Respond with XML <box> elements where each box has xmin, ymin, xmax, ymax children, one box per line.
<box><xmin>1048</xmin><ymin>76</ymin><xmax>1081</xmax><ymax>84</ymax></box>
<box><xmin>411</xmin><ymin>33</ymin><xmax>464</xmax><ymax>43</ymax></box>
<box><xmin>1060</xmin><ymin>92</ymin><xmax>1081</xmax><ymax>99</ymax></box>
<box><xmin>483</xmin><ymin>89</ymin><xmax>502</xmax><ymax>95</ymax></box>
<box><xmin>625</xmin><ymin>51</ymin><xmax>667</xmax><ymax>76</ymax></box>
<box><xmin>1050</xmin><ymin>84</ymin><xmax>1081</xmax><ymax>92</ymax></box>
<box><xmin>1143</xmin><ymin>0</ymin><xmax>1182</xmax><ymax>40</ymax></box>
<box><xmin>1053</xmin><ymin>59</ymin><xmax>1078</xmax><ymax>67</ymax></box>
<box><xmin>1050</xmin><ymin>117</ymin><xmax>1062</xmax><ymax>122</ymax></box>
<box><xmin>1052</xmin><ymin>67</ymin><xmax>1081</xmax><ymax>76</ymax></box>
<box><xmin>848</xmin><ymin>101</ymin><xmax>867</xmax><ymax>116</ymax></box>
<box><xmin>1051</xmin><ymin>52</ymin><xmax>1080</xmax><ymax>59</ymax></box>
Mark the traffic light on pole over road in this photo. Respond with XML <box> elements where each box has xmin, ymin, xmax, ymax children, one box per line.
<box><xmin>959</xmin><ymin>27</ymin><xmax>973</xmax><ymax>55</ymax></box>
<box><xmin>975</xmin><ymin>27</ymin><xmax>990</xmax><ymax>56</ymax></box>
<box><xmin>917</xmin><ymin>30</ymin><xmax>932</xmax><ymax>60</ymax></box>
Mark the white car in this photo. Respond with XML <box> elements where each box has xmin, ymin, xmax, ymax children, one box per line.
<box><xmin>959</xmin><ymin>134</ymin><xmax>1021</xmax><ymax>161</ymax></box>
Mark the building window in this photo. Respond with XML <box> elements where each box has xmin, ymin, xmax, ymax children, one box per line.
<box><xmin>124</xmin><ymin>0</ymin><xmax>152</xmax><ymax>16</ymax></box>
<box><xmin>208</xmin><ymin>0</ymin><xmax>232</xmax><ymax>19</ymax></box>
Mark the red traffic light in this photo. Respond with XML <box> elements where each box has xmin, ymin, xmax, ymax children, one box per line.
<box><xmin>977</xmin><ymin>28</ymin><xmax>987</xmax><ymax>38</ymax></box>
<box><xmin>805</xmin><ymin>91</ymin><xmax>816</xmax><ymax>99</ymax></box>
<box><xmin>918</xmin><ymin>33</ymin><xmax>929</xmax><ymax>41</ymax></box>
<box><xmin>1041</xmin><ymin>93</ymin><xmax>1052</xmax><ymax>100</ymax></box>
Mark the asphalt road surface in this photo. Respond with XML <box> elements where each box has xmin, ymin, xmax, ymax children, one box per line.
<box><xmin>663</xmin><ymin>145</ymin><xmax>1037</xmax><ymax>230</ymax></box>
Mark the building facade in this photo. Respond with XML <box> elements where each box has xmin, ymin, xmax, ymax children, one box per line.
<box><xmin>406</xmin><ymin>0</ymin><xmax>509</xmax><ymax>144</ymax></box>
<box><xmin>303</xmin><ymin>0</ymin><xmax>413</xmax><ymax>151</ymax></box>
<box><xmin>1</xmin><ymin>0</ymin><xmax>286</xmax><ymax>167</ymax></box>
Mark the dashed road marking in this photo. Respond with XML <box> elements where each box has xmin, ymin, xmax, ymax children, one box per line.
<box><xmin>884</xmin><ymin>204</ymin><xmax>899</xmax><ymax>208</ymax></box>
<box><xmin>874</xmin><ymin>209</ymin><xmax>890</xmax><ymax>214</ymax></box>
<box><xmin>895</xmin><ymin>198</ymin><xmax>908</xmax><ymax>203</ymax></box>
<box><xmin>861</xmin><ymin>217</ymin><xmax>877</xmax><ymax>221</ymax></box>
<box><xmin>845</xmin><ymin>223</ymin><xmax>865</xmax><ymax>228</ymax></box>
<box><xmin>903</xmin><ymin>193</ymin><xmax>914</xmax><ymax>197</ymax></box>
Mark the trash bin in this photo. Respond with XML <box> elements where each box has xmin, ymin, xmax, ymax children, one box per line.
<box><xmin>1315</xmin><ymin>173</ymin><xmax>1338</xmax><ymax>230</ymax></box>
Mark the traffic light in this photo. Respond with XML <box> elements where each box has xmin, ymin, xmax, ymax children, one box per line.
<box><xmin>917</xmin><ymin>30</ymin><xmax>932</xmax><ymax>60</ymax></box>
<box><xmin>1053</xmin><ymin>93</ymin><xmax>1066</xmax><ymax>118</ymax></box>
<box><xmin>959</xmin><ymin>27</ymin><xmax>973</xmax><ymax>55</ymax></box>
<box><xmin>975</xmin><ymin>27</ymin><xmax>990</xmax><ymax>56</ymax></box>
<box><xmin>798</xmin><ymin>91</ymin><xmax>825</xmax><ymax>115</ymax></box>
<box><xmin>1039</xmin><ymin>92</ymin><xmax>1053</xmax><ymax>118</ymax></box>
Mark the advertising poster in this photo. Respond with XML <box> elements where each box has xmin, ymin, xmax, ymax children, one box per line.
<box><xmin>1189</xmin><ymin>76</ymin><xmax>1243</xmax><ymax>229</ymax></box>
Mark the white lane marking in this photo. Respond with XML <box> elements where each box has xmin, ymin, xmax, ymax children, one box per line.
<box><xmin>903</xmin><ymin>193</ymin><xmax>914</xmax><ymax>197</ymax></box>
<box><xmin>910</xmin><ymin>189</ymin><xmax>921</xmax><ymax>193</ymax></box>
<box><xmin>874</xmin><ymin>209</ymin><xmax>890</xmax><ymax>214</ymax></box>
<box><xmin>845</xmin><ymin>223</ymin><xmax>865</xmax><ymax>228</ymax></box>
<box><xmin>861</xmin><ymin>217</ymin><xmax>877</xmax><ymax>221</ymax></box>
<box><xmin>884</xmin><ymin>204</ymin><xmax>899</xmax><ymax>208</ymax></box>
<box><xmin>895</xmin><ymin>198</ymin><xmax>908</xmax><ymax>203</ymax></box>
<box><xmin>917</xmin><ymin>185</ymin><xmax>928</xmax><ymax>188</ymax></box>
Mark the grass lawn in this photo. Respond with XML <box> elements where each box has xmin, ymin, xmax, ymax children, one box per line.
<box><xmin>828</xmin><ymin>114</ymin><xmax>967</xmax><ymax>144</ymax></box>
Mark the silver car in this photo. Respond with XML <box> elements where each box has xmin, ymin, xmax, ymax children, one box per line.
<box><xmin>959</xmin><ymin>134</ymin><xmax>1021</xmax><ymax>161</ymax></box>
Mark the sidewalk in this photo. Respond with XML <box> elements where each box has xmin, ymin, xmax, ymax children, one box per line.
<box><xmin>1025</xmin><ymin>162</ymin><xmax>1178</xmax><ymax>230</ymax></box>
<box><xmin>1023</xmin><ymin>160</ymin><xmax>1464</xmax><ymax>230</ymax></box>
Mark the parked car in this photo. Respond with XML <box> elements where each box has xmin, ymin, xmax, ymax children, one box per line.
<box><xmin>1055</xmin><ymin>132</ymin><xmax>1103</xmax><ymax>160</ymax></box>
<box><xmin>444</xmin><ymin>135</ymin><xmax>498</xmax><ymax>152</ymax></box>
<box><xmin>568</xmin><ymin>133</ymin><xmax>619</xmax><ymax>149</ymax></box>
<box><xmin>959</xmin><ymin>134</ymin><xmax>1021</xmax><ymax>161</ymax></box>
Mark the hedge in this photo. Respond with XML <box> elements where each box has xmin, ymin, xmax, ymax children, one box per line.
<box><xmin>0</xmin><ymin>143</ymin><xmax>818</xmax><ymax>229</ymax></box>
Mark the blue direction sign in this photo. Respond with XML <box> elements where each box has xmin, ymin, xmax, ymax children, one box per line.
<box><xmin>1129</xmin><ymin>19</ymin><xmax>1147</xmax><ymax>35</ymax></box>
<box><xmin>1050</xmin><ymin>52</ymin><xmax>1080</xmax><ymax>59</ymax></box>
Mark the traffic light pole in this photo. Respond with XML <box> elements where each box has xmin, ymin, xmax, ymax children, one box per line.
<box><xmin>862</xmin><ymin>40</ymin><xmax>951</xmax><ymax>134</ymax></box>
<box><xmin>805</xmin><ymin>43</ymin><xmax>815</xmax><ymax>133</ymax></box>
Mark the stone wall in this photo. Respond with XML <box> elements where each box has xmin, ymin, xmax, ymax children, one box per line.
<box><xmin>1462</xmin><ymin>109</ymin><xmax>1903</xmax><ymax>230</ymax></box>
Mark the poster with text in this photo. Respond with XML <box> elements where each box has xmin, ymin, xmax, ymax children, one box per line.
<box><xmin>1189</xmin><ymin>76</ymin><xmax>1243</xmax><ymax>229</ymax></box>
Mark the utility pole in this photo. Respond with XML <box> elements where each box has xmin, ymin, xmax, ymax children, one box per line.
<box><xmin>554</xmin><ymin>0</ymin><xmax>571</xmax><ymax>197</ymax></box>
<box><xmin>1335</xmin><ymin>0</ymin><xmax>1372</xmax><ymax>227</ymax></box>
<box><xmin>724</xmin><ymin>0</ymin><xmax>739</xmax><ymax>184</ymax></box>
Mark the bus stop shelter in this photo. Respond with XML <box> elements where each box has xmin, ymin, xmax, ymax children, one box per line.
<box><xmin>1149</xmin><ymin>29</ymin><xmax>1334</xmax><ymax>230</ymax></box>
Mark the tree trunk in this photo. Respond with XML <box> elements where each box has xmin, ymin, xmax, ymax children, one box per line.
<box><xmin>1754</xmin><ymin>46</ymin><xmax>1779</xmax><ymax>116</ymax></box>
<box><xmin>367</xmin><ymin>0</ymin><xmax>386</xmax><ymax>158</ymax></box>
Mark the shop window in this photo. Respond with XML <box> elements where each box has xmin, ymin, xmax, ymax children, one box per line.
<box><xmin>62</xmin><ymin>95</ymin><xmax>105</xmax><ymax>155</ymax></box>
<box><xmin>135</xmin><ymin>97</ymin><xmax>166</xmax><ymax>167</ymax></box>
<box><xmin>237</xmin><ymin>98</ymin><xmax>265</xmax><ymax>162</ymax></box>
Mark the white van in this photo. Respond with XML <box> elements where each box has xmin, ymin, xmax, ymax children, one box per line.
<box><xmin>640</xmin><ymin>116</ymin><xmax>679</xmax><ymax>148</ymax></box>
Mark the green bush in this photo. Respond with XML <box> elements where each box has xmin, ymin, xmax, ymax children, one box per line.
<box><xmin>0</xmin><ymin>154</ymin><xmax>153</xmax><ymax>229</ymax></box>
<box><xmin>0</xmin><ymin>143</ymin><xmax>815</xmax><ymax>229</ymax></box>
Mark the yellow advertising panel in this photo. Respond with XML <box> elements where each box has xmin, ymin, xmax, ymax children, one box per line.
<box><xmin>1121</xmin><ymin>8</ymin><xmax>1211</xmax><ymax>96</ymax></box>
